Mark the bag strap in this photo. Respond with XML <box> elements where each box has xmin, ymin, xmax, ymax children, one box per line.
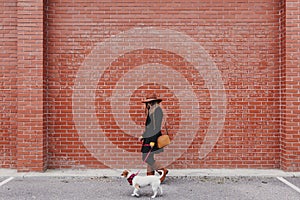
<box><xmin>164</xmin><ymin>121</ymin><xmax>169</xmax><ymax>135</ymax></box>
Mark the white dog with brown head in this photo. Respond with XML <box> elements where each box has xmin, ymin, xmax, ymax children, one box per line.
<box><xmin>121</xmin><ymin>169</ymin><xmax>164</xmax><ymax>198</ymax></box>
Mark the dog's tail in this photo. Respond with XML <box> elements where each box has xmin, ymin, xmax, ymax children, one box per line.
<box><xmin>157</xmin><ymin>170</ymin><xmax>164</xmax><ymax>180</ymax></box>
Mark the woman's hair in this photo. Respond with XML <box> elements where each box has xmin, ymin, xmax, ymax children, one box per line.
<box><xmin>144</xmin><ymin>101</ymin><xmax>159</xmax><ymax>114</ymax></box>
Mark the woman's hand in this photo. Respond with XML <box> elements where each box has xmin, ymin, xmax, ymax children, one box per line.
<box><xmin>138</xmin><ymin>136</ymin><xmax>144</xmax><ymax>142</ymax></box>
<box><xmin>150</xmin><ymin>142</ymin><xmax>155</xmax><ymax>147</ymax></box>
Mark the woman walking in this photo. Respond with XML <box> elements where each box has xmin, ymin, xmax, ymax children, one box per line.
<box><xmin>139</xmin><ymin>94</ymin><xmax>168</xmax><ymax>182</ymax></box>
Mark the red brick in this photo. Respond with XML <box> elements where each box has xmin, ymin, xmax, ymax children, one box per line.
<box><xmin>1</xmin><ymin>0</ymin><xmax>300</xmax><ymax>171</ymax></box>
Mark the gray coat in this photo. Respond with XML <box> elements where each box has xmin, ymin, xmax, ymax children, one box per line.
<box><xmin>141</xmin><ymin>106</ymin><xmax>163</xmax><ymax>154</ymax></box>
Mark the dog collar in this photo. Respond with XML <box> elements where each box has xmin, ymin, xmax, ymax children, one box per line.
<box><xmin>127</xmin><ymin>174</ymin><xmax>136</xmax><ymax>185</ymax></box>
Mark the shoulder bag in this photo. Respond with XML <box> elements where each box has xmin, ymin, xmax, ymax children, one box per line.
<box><xmin>157</xmin><ymin>122</ymin><xmax>171</xmax><ymax>148</ymax></box>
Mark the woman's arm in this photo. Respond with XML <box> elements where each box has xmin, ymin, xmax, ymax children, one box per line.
<box><xmin>153</xmin><ymin>107</ymin><xmax>163</xmax><ymax>134</ymax></box>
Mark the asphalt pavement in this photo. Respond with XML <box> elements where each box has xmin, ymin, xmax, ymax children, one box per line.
<box><xmin>1</xmin><ymin>169</ymin><xmax>300</xmax><ymax>200</ymax></box>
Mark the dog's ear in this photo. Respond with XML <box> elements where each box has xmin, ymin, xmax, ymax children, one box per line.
<box><xmin>121</xmin><ymin>170</ymin><xmax>129</xmax><ymax>177</ymax></box>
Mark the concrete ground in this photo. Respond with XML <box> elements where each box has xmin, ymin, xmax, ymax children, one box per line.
<box><xmin>1</xmin><ymin>169</ymin><xmax>300</xmax><ymax>200</ymax></box>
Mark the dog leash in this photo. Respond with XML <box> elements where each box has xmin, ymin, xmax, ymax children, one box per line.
<box><xmin>127</xmin><ymin>144</ymin><xmax>153</xmax><ymax>185</ymax></box>
<box><xmin>142</xmin><ymin>144</ymin><xmax>153</xmax><ymax>164</ymax></box>
<box><xmin>135</xmin><ymin>144</ymin><xmax>153</xmax><ymax>176</ymax></box>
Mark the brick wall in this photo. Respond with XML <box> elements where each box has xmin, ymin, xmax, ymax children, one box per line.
<box><xmin>44</xmin><ymin>0</ymin><xmax>282</xmax><ymax>170</ymax></box>
<box><xmin>281</xmin><ymin>0</ymin><xmax>300</xmax><ymax>171</ymax></box>
<box><xmin>0</xmin><ymin>0</ymin><xmax>300</xmax><ymax>172</ymax></box>
<box><xmin>0</xmin><ymin>1</ymin><xmax>18</xmax><ymax>169</ymax></box>
<box><xmin>16</xmin><ymin>0</ymin><xmax>46</xmax><ymax>172</ymax></box>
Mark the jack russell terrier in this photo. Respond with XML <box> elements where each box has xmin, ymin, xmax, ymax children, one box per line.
<box><xmin>121</xmin><ymin>169</ymin><xmax>164</xmax><ymax>198</ymax></box>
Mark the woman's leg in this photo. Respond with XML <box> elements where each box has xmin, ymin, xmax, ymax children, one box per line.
<box><xmin>142</xmin><ymin>152</ymin><xmax>155</xmax><ymax>165</ymax></box>
<box><xmin>150</xmin><ymin>161</ymin><xmax>169</xmax><ymax>183</ymax></box>
<box><xmin>146</xmin><ymin>164</ymin><xmax>155</xmax><ymax>176</ymax></box>
<box><xmin>142</xmin><ymin>152</ymin><xmax>155</xmax><ymax>175</ymax></box>
<box><xmin>142</xmin><ymin>152</ymin><xmax>168</xmax><ymax>182</ymax></box>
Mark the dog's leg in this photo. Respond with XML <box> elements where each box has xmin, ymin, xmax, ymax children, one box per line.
<box><xmin>159</xmin><ymin>185</ymin><xmax>163</xmax><ymax>195</ymax></box>
<box><xmin>131</xmin><ymin>188</ymin><xmax>139</xmax><ymax>197</ymax></box>
<box><xmin>151</xmin><ymin>187</ymin><xmax>158</xmax><ymax>199</ymax></box>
